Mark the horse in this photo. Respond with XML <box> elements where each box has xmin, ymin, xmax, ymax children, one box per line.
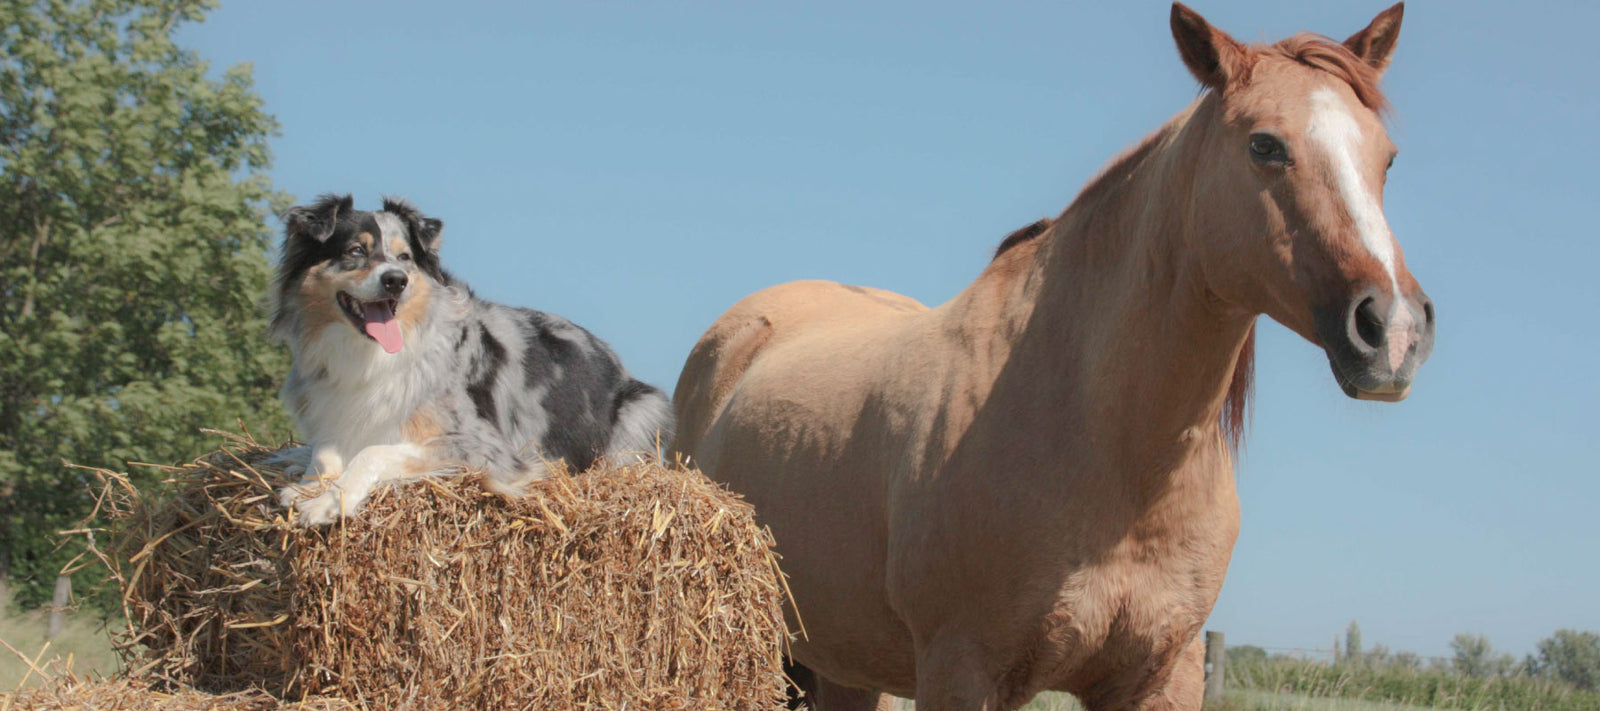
<box><xmin>672</xmin><ymin>4</ymin><xmax>1430</xmax><ymax>709</ymax></box>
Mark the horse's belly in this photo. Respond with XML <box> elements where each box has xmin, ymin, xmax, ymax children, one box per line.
<box><xmin>790</xmin><ymin>621</ymin><xmax>919</xmax><ymax>696</ymax></box>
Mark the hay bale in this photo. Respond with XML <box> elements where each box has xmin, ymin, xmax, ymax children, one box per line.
<box><xmin>88</xmin><ymin>434</ymin><xmax>789</xmax><ymax>710</ymax></box>
<box><xmin>0</xmin><ymin>677</ymin><xmax>356</xmax><ymax>710</ymax></box>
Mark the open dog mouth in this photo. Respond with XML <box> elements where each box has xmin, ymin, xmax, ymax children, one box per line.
<box><xmin>337</xmin><ymin>291</ymin><xmax>404</xmax><ymax>354</ymax></box>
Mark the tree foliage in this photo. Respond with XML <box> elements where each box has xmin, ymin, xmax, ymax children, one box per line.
<box><xmin>1539</xmin><ymin>630</ymin><xmax>1600</xmax><ymax>691</ymax></box>
<box><xmin>1345</xmin><ymin>620</ymin><xmax>1364</xmax><ymax>666</ymax></box>
<box><xmin>1227</xmin><ymin>644</ymin><xmax>1268</xmax><ymax>667</ymax></box>
<box><xmin>1450</xmin><ymin>633</ymin><xmax>1517</xmax><ymax>678</ymax></box>
<box><xmin>0</xmin><ymin>0</ymin><xmax>291</xmax><ymax>607</ymax></box>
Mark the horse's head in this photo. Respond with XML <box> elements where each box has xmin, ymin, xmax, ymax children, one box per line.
<box><xmin>1170</xmin><ymin>3</ymin><xmax>1432</xmax><ymax>402</ymax></box>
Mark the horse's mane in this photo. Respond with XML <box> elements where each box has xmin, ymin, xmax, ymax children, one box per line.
<box><xmin>992</xmin><ymin>218</ymin><xmax>1053</xmax><ymax>259</ymax></box>
<box><xmin>1265</xmin><ymin>33</ymin><xmax>1389</xmax><ymax>114</ymax></box>
<box><xmin>1223</xmin><ymin>325</ymin><xmax>1254</xmax><ymax>451</ymax></box>
<box><xmin>992</xmin><ymin>130</ymin><xmax>1169</xmax><ymax>263</ymax></box>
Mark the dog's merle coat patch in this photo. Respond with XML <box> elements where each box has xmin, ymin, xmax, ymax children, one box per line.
<box><xmin>271</xmin><ymin>194</ymin><xmax>673</xmax><ymax>524</ymax></box>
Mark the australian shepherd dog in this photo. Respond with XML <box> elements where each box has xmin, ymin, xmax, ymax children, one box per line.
<box><xmin>269</xmin><ymin>194</ymin><xmax>673</xmax><ymax>525</ymax></box>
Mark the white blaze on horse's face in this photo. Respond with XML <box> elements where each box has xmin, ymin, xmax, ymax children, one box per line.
<box><xmin>1306</xmin><ymin>86</ymin><xmax>1397</xmax><ymax>290</ymax></box>
<box><xmin>1277</xmin><ymin>80</ymin><xmax>1434</xmax><ymax>402</ymax></box>
<box><xmin>1304</xmin><ymin>86</ymin><xmax>1419</xmax><ymax>380</ymax></box>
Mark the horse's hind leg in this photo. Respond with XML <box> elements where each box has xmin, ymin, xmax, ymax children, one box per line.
<box><xmin>788</xmin><ymin>660</ymin><xmax>895</xmax><ymax>711</ymax></box>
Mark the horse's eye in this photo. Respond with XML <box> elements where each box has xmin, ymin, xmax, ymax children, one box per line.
<box><xmin>1248</xmin><ymin>134</ymin><xmax>1288</xmax><ymax>163</ymax></box>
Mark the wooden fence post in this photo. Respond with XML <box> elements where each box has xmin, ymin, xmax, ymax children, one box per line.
<box><xmin>1204</xmin><ymin>630</ymin><xmax>1225</xmax><ymax>707</ymax></box>
<box><xmin>45</xmin><ymin>575</ymin><xmax>71</xmax><ymax>641</ymax></box>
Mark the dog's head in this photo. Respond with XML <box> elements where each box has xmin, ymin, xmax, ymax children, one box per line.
<box><xmin>271</xmin><ymin>194</ymin><xmax>447</xmax><ymax>354</ymax></box>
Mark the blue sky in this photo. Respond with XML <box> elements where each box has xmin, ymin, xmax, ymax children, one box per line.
<box><xmin>181</xmin><ymin>1</ymin><xmax>1598</xmax><ymax>660</ymax></box>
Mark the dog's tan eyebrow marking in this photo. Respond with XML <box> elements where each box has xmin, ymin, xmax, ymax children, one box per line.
<box><xmin>388</xmin><ymin>236</ymin><xmax>409</xmax><ymax>256</ymax></box>
<box><xmin>358</xmin><ymin>232</ymin><xmax>376</xmax><ymax>251</ymax></box>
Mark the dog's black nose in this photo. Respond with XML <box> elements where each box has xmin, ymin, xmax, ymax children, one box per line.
<box><xmin>381</xmin><ymin>271</ymin><xmax>408</xmax><ymax>296</ymax></box>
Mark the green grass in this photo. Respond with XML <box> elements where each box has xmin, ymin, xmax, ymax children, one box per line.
<box><xmin>1016</xmin><ymin>692</ymin><xmax>1084</xmax><ymax>710</ymax></box>
<box><xmin>1218</xmin><ymin>689</ymin><xmax>1448</xmax><ymax>711</ymax></box>
<box><xmin>1228</xmin><ymin>659</ymin><xmax>1600</xmax><ymax>711</ymax></box>
<box><xmin>0</xmin><ymin>590</ymin><xmax>120</xmax><ymax>690</ymax></box>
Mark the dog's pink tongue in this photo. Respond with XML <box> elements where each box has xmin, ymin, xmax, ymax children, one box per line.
<box><xmin>361</xmin><ymin>302</ymin><xmax>403</xmax><ymax>354</ymax></box>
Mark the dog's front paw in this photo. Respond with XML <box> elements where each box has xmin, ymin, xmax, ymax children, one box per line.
<box><xmin>268</xmin><ymin>446</ymin><xmax>314</xmax><ymax>478</ymax></box>
<box><xmin>278</xmin><ymin>482</ymin><xmax>367</xmax><ymax>527</ymax></box>
<box><xmin>292</xmin><ymin>489</ymin><xmax>346</xmax><ymax>526</ymax></box>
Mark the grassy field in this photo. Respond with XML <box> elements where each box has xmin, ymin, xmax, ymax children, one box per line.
<box><xmin>1219</xmin><ymin>689</ymin><xmax>1446</xmax><ymax>710</ymax></box>
<box><xmin>1228</xmin><ymin>658</ymin><xmax>1600</xmax><ymax>711</ymax></box>
<box><xmin>0</xmin><ymin>590</ymin><xmax>119</xmax><ymax>690</ymax></box>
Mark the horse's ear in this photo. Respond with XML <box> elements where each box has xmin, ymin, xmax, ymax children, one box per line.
<box><xmin>1344</xmin><ymin>2</ymin><xmax>1403</xmax><ymax>74</ymax></box>
<box><xmin>1170</xmin><ymin>3</ymin><xmax>1247</xmax><ymax>91</ymax></box>
<box><xmin>283</xmin><ymin>193</ymin><xmax>351</xmax><ymax>243</ymax></box>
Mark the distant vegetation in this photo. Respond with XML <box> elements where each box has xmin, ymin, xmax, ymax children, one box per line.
<box><xmin>1226</xmin><ymin>624</ymin><xmax>1600</xmax><ymax>711</ymax></box>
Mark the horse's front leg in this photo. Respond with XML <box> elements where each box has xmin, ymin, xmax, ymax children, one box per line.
<box><xmin>910</xmin><ymin>637</ymin><xmax>1011</xmax><ymax>711</ymax></box>
<box><xmin>1132</xmin><ymin>635</ymin><xmax>1206</xmax><ymax>711</ymax></box>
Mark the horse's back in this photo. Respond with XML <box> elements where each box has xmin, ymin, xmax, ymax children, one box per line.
<box><xmin>672</xmin><ymin>279</ymin><xmax>924</xmax><ymax>460</ymax></box>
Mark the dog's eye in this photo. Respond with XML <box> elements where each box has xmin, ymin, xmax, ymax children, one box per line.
<box><xmin>345</xmin><ymin>244</ymin><xmax>366</xmax><ymax>258</ymax></box>
<box><xmin>398</xmin><ymin>252</ymin><xmax>412</xmax><ymax>262</ymax></box>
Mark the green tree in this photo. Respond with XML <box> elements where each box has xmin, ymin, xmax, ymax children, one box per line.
<box><xmin>1451</xmin><ymin>633</ymin><xmax>1496</xmax><ymax>678</ymax></box>
<box><xmin>1344</xmin><ymin>620</ymin><xmax>1363</xmax><ymax>666</ymax></box>
<box><xmin>1228</xmin><ymin>644</ymin><xmax>1268</xmax><ymax>667</ymax></box>
<box><xmin>1537</xmin><ymin>629</ymin><xmax>1600</xmax><ymax>690</ymax></box>
<box><xmin>1364</xmin><ymin>643</ymin><xmax>1391</xmax><ymax>668</ymax></box>
<box><xmin>0</xmin><ymin>0</ymin><xmax>291</xmax><ymax>608</ymax></box>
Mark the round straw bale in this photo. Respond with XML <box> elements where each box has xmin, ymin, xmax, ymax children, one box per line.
<box><xmin>91</xmin><ymin>434</ymin><xmax>789</xmax><ymax>710</ymax></box>
<box><xmin>0</xmin><ymin>677</ymin><xmax>356</xmax><ymax>710</ymax></box>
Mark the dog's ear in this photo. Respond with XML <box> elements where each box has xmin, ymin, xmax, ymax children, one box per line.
<box><xmin>416</xmin><ymin>216</ymin><xmax>444</xmax><ymax>254</ymax></box>
<box><xmin>381</xmin><ymin>196</ymin><xmax>444</xmax><ymax>255</ymax></box>
<box><xmin>283</xmin><ymin>193</ymin><xmax>352</xmax><ymax>243</ymax></box>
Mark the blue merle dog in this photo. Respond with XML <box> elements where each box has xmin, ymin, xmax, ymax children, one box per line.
<box><xmin>270</xmin><ymin>194</ymin><xmax>673</xmax><ymax>525</ymax></box>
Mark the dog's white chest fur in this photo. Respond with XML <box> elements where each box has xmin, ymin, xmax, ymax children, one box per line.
<box><xmin>289</xmin><ymin>323</ymin><xmax>442</xmax><ymax>452</ymax></box>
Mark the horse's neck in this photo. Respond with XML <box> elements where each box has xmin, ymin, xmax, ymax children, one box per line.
<box><xmin>941</xmin><ymin>111</ymin><xmax>1254</xmax><ymax>489</ymax></box>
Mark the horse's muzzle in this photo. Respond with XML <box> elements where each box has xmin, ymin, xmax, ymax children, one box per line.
<box><xmin>1316</xmin><ymin>285</ymin><xmax>1435</xmax><ymax>401</ymax></box>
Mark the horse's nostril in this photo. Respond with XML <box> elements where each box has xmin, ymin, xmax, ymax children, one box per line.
<box><xmin>1423</xmin><ymin>299</ymin><xmax>1435</xmax><ymax>328</ymax></box>
<box><xmin>1353</xmin><ymin>296</ymin><xmax>1385</xmax><ymax>351</ymax></box>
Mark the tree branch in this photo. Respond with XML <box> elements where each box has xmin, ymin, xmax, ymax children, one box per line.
<box><xmin>17</xmin><ymin>216</ymin><xmax>50</xmax><ymax>320</ymax></box>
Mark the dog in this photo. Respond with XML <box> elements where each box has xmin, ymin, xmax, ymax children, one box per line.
<box><xmin>269</xmin><ymin>194</ymin><xmax>674</xmax><ymax>525</ymax></box>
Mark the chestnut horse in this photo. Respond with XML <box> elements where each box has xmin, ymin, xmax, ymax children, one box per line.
<box><xmin>673</xmin><ymin>4</ymin><xmax>1431</xmax><ymax>710</ymax></box>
